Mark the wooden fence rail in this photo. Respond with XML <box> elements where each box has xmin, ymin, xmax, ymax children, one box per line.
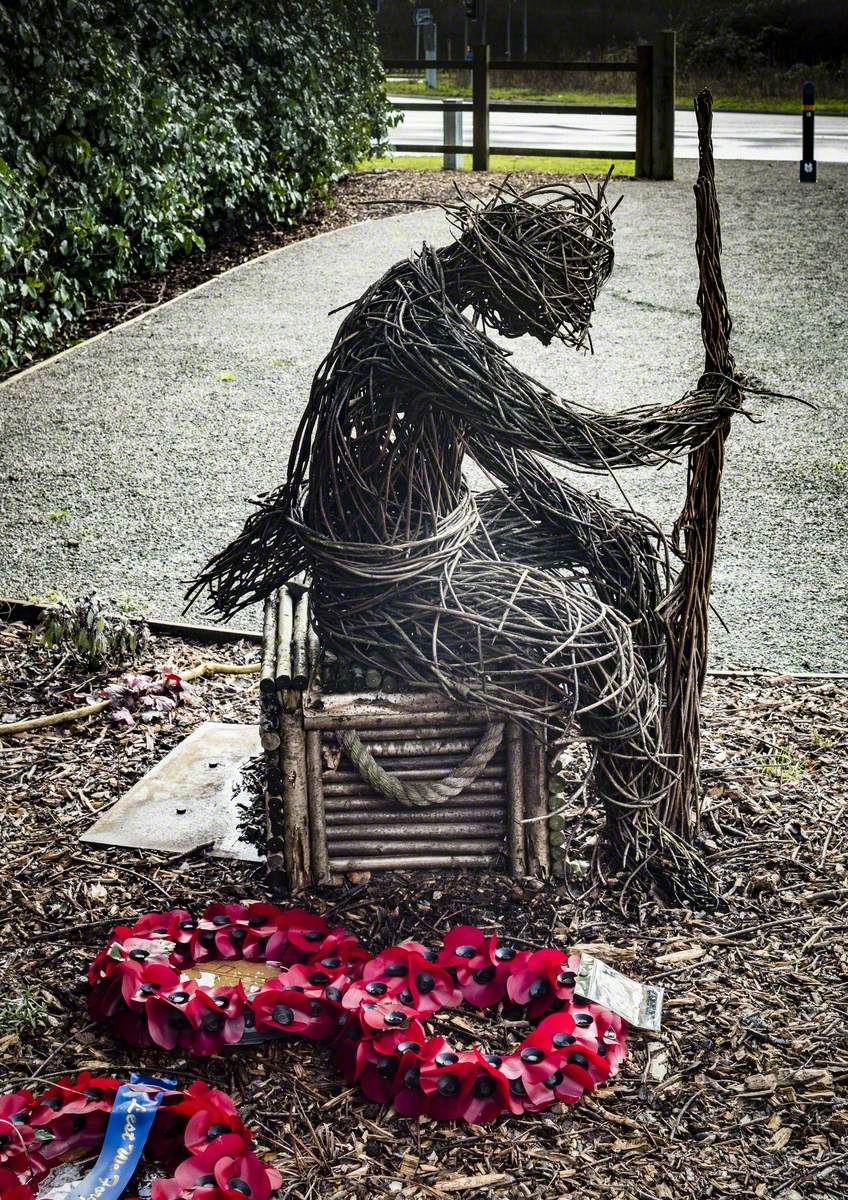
<box><xmin>383</xmin><ymin>32</ymin><xmax>675</xmax><ymax>179</ymax></box>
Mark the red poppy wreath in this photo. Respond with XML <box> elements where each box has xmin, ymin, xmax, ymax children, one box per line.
<box><xmin>0</xmin><ymin>1072</ymin><xmax>281</xmax><ymax>1200</ymax></box>
<box><xmin>87</xmin><ymin>904</ymin><xmax>628</xmax><ymax>1123</ymax></box>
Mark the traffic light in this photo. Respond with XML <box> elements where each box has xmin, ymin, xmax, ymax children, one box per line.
<box><xmin>464</xmin><ymin>1</ymin><xmax>478</xmax><ymax>18</ymax></box>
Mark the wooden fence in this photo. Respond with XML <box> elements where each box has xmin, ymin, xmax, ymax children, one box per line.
<box><xmin>383</xmin><ymin>31</ymin><xmax>675</xmax><ymax>179</ymax></box>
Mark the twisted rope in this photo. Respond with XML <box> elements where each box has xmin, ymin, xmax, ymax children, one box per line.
<box><xmin>338</xmin><ymin>722</ymin><xmax>504</xmax><ymax>808</ymax></box>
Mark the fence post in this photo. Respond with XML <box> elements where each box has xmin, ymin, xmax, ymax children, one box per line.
<box><xmin>443</xmin><ymin>101</ymin><xmax>463</xmax><ymax>170</ymax></box>
<box><xmin>472</xmin><ymin>43</ymin><xmax>490</xmax><ymax>171</ymax></box>
<box><xmin>635</xmin><ymin>43</ymin><xmax>653</xmax><ymax>179</ymax></box>
<box><xmin>651</xmin><ymin>29</ymin><xmax>675</xmax><ymax>180</ymax></box>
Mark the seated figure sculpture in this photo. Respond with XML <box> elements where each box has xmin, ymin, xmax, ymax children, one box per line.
<box><xmin>189</xmin><ymin>97</ymin><xmax>742</xmax><ymax>894</ymax></box>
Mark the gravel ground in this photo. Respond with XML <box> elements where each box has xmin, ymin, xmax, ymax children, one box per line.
<box><xmin>0</xmin><ymin>161</ymin><xmax>846</xmax><ymax>669</ymax></box>
<box><xmin>0</xmin><ymin>621</ymin><xmax>846</xmax><ymax>1198</ymax></box>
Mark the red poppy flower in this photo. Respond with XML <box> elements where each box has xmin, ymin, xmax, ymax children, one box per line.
<box><xmin>461</xmin><ymin>1050</ymin><xmax>520</xmax><ymax>1123</ymax></box>
<box><xmin>184</xmin><ymin>986</ymin><xmax>247</xmax><ymax>1056</ymax></box>
<box><xmin>167</xmin><ymin>1138</ymin><xmax>248</xmax><ymax>1199</ymax></box>
<box><xmin>214</xmin><ymin>1150</ymin><xmax>282</xmax><ymax>1200</ymax></box>
<box><xmin>87</xmin><ymin>958</ymin><xmax>146</xmax><ymax>1019</ymax></box>
<box><xmin>0</xmin><ymin>1094</ymin><xmax>34</xmax><ymax>1166</ymax></box>
<box><xmin>578</xmin><ymin>1004</ymin><xmax>627</xmax><ymax>1075</ymax></box>
<box><xmin>305</xmin><ymin>929</ymin><xmax>370</xmax><ymax>979</ymax></box>
<box><xmin>252</xmin><ymin>980</ymin><xmax>341</xmax><ymax>1041</ymax></box>
<box><xmin>271</xmin><ymin>962</ymin><xmax>351</xmax><ymax>1006</ymax></box>
<box><xmin>263</xmin><ymin>909</ymin><xmax>330</xmax><ymax>966</ymax></box>
<box><xmin>350</xmin><ymin>943</ymin><xmax>461</xmax><ymax>1016</ymax></box>
<box><xmin>506</xmin><ymin>949</ymin><xmax>578</xmax><ymax>1018</ymax></box>
<box><xmin>351</xmin><ymin>1020</ymin><xmax>428</xmax><ymax>1104</ymax></box>
<box><xmin>184</xmin><ymin>1102</ymin><xmax>251</xmax><ymax>1156</ymax></box>
<box><xmin>39</xmin><ymin>1110</ymin><xmax>109</xmax><ymax>1162</ymax></box>
<box><xmin>520</xmin><ymin>1011</ymin><xmax>613</xmax><ymax>1103</ymax></box>
<box><xmin>146</xmin><ymin>981</ymin><xmax>204</xmax><ymax>1051</ymax></box>
<box><xmin>124</xmin><ymin>963</ymin><xmax>183</xmax><ymax>1010</ymax></box>
<box><xmin>49</xmin><ymin>1072</ymin><xmax>119</xmax><ymax>1117</ymax></box>
<box><xmin>438</xmin><ymin>925</ymin><xmax>516</xmax><ymax>1008</ymax></box>
<box><xmin>418</xmin><ymin>1039</ymin><xmax>481</xmax><ymax>1121</ymax></box>
<box><xmin>131</xmin><ymin>910</ymin><xmax>193</xmax><ymax>943</ymax></box>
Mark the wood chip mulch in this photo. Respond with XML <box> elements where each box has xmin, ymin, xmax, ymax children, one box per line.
<box><xmin>1</xmin><ymin>168</ymin><xmax>592</xmax><ymax>385</ymax></box>
<box><xmin>0</xmin><ymin>619</ymin><xmax>846</xmax><ymax>1200</ymax></box>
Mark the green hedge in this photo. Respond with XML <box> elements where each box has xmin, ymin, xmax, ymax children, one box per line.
<box><xmin>0</xmin><ymin>1</ymin><xmax>389</xmax><ymax>372</ymax></box>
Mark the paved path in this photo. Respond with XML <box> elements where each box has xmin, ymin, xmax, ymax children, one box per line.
<box><xmin>391</xmin><ymin>96</ymin><xmax>848</xmax><ymax>162</ymax></box>
<box><xmin>1</xmin><ymin>161</ymin><xmax>846</xmax><ymax>670</ymax></box>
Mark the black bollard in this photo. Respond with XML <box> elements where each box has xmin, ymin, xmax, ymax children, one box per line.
<box><xmin>800</xmin><ymin>81</ymin><xmax>816</xmax><ymax>182</ymax></box>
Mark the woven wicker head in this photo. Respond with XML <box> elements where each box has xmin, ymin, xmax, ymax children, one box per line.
<box><xmin>447</xmin><ymin>179</ymin><xmax>616</xmax><ymax>348</ymax></box>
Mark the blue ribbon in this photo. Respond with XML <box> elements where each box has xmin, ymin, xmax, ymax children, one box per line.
<box><xmin>60</xmin><ymin>1073</ymin><xmax>177</xmax><ymax>1200</ymax></box>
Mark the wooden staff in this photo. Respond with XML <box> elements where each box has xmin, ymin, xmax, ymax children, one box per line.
<box><xmin>661</xmin><ymin>89</ymin><xmax>738</xmax><ymax>842</ymax></box>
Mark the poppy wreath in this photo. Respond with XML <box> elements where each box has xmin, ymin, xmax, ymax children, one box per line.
<box><xmin>0</xmin><ymin>1074</ymin><xmax>281</xmax><ymax>1200</ymax></box>
<box><xmin>88</xmin><ymin>904</ymin><xmax>628</xmax><ymax>1123</ymax></box>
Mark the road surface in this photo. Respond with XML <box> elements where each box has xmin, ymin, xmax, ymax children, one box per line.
<box><xmin>389</xmin><ymin>96</ymin><xmax>848</xmax><ymax>162</ymax></box>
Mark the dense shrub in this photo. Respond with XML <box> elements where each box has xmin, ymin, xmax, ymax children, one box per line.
<box><xmin>0</xmin><ymin>0</ymin><xmax>390</xmax><ymax>371</ymax></box>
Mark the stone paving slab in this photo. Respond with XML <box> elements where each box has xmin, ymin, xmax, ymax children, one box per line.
<box><xmin>1</xmin><ymin>160</ymin><xmax>846</xmax><ymax>670</ymax></box>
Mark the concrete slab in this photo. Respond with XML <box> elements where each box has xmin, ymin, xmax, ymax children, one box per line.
<box><xmin>81</xmin><ymin>721</ymin><xmax>262</xmax><ymax>860</ymax></box>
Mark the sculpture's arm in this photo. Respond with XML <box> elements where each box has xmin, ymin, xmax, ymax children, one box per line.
<box><xmin>376</xmin><ymin>294</ymin><xmax>735</xmax><ymax>473</ymax></box>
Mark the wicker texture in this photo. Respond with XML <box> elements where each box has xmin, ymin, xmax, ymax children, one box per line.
<box><xmin>190</xmin><ymin>93</ymin><xmax>760</xmax><ymax>895</ymax></box>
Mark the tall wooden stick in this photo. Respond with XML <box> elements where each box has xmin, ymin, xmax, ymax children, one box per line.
<box><xmin>661</xmin><ymin>90</ymin><xmax>738</xmax><ymax>840</ymax></box>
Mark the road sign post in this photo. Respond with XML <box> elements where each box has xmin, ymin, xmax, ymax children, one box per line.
<box><xmin>443</xmin><ymin>101</ymin><xmax>463</xmax><ymax>170</ymax></box>
<box><xmin>800</xmin><ymin>81</ymin><xmax>816</xmax><ymax>182</ymax></box>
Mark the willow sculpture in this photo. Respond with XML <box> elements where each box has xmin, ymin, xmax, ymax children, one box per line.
<box><xmin>189</xmin><ymin>93</ymin><xmax>744</xmax><ymax>899</ymax></box>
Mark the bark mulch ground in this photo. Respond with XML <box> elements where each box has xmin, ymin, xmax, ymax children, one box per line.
<box><xmin>0</xmin><ymin>619</ymin><xmax>846</xmax><ymax>1199</ymax></box>
<box><xmin>1</xmin><ymin>169</ymin><xmax>589</xmax><ymax>385</ymax></box>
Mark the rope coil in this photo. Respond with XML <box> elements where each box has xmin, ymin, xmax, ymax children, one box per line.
<box><xmin>338</xmin><ymin>722</ymin><xmax>504</xmax><ymax>808</ymax></box>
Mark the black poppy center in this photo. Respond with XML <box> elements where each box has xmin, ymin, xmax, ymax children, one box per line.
<box><xmin>272</xmin><ymin>1004</ymin><xmax>294</xmax><ymax>1026</ymax></box>
<box><xmin>415</xmin><ymin>972</ymin><xmax>435</xmax><ymax>993</ymax></box>
<box><xmin>474</xmin><ymin>1075</ymin><xmax>497</xmax><ymax>1098</ymax></box>
<box><xmin>437</xmin><ymin>1074</ymin><xmax>460</xmax><ymax>1097</ymax></box>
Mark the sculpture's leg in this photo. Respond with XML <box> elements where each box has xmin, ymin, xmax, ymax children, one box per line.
<box><xmin>660</xmin><ymin>90</ymin><xmax>740</xmax><ymax>842</ymax></box>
